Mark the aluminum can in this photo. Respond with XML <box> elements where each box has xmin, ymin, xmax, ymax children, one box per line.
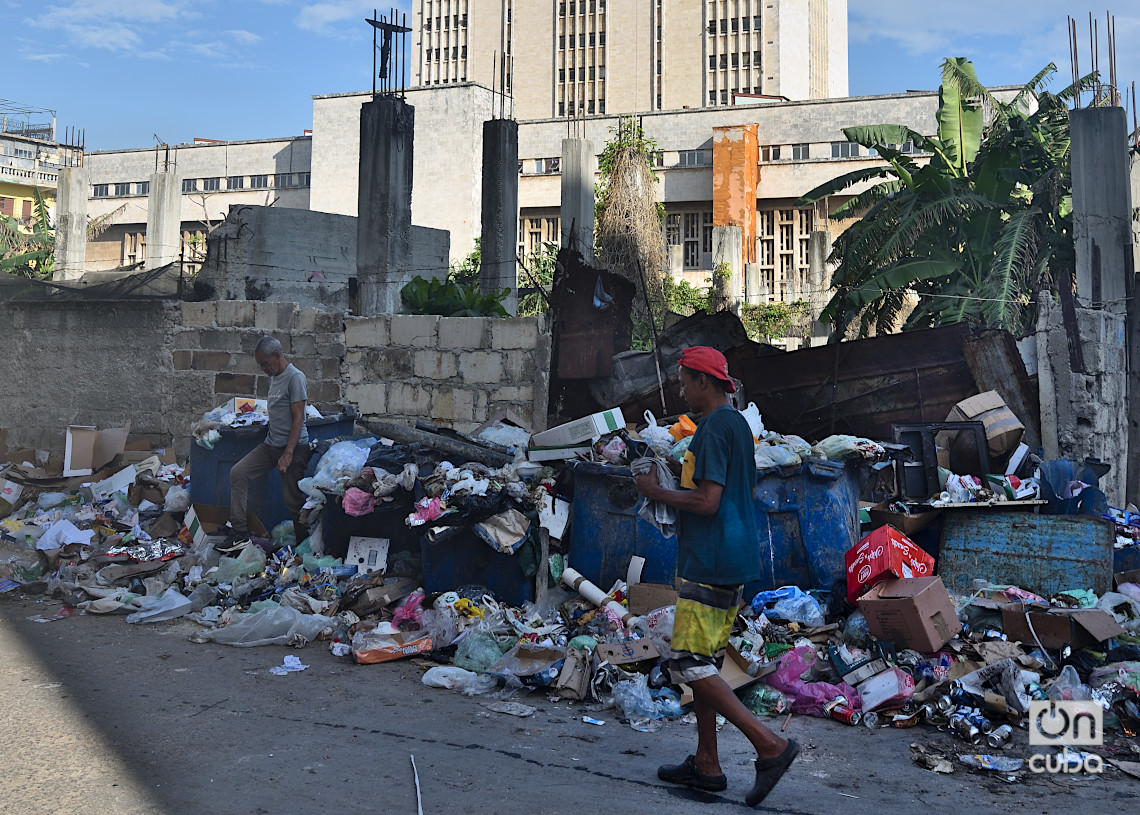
<box><xmin>823</xmin><ymin>696</ymin><xmax>862</xmax><ymax>726</ymax></box>
<box><xmin>986</xmin><ymin>724</ymin><xmax>1013</xmax><ymax>748</ymax></box>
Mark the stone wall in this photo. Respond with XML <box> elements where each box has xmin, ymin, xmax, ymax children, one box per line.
<box><xmin>0</xmin><ymin>298</ymin><xmax>551</xmax><ymax>460</ymax></box>
<box><xmin>343</xmin><ymin>314</ymin><xmax>550</xmax><ymax>434</ymax></box>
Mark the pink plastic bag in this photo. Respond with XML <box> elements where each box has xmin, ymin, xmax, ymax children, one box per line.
<box><xmin>343</xmin><ymin>487</ymin><xmax>378</xmax><ymax>517</ymax></box>
<box><xmin>392</xmin><ymin>590</ymin><xmax>425</xmax><ymax>631</ymax></box>
<box><xmin>791</xmin><ymin>681</ymin><xmax>862</xmax><ymax>716</ymax></box>
<box><xmin>765</xmin><ymin>646</ymin><xmax>818</xmax><ymax>696</ymax></box>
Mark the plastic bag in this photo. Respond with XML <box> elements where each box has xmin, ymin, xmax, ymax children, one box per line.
<box><xmin>1089</xmin><ymin>661</ymin><xmax>1140</xmax><ymax>693</ymax></box>
<box><xmin>765</xmin><ymin>645</ymin><xmax>819</xmax><ymax>697</ymax></box>
<box><xmin>1118</xmin><ymin>582</ymin><xmax>1140</xmax><ymax>604</ymax></box>
<box><xmin>752</xmin><ymin>586</ymin><xmax>825</xmax><ymax>627</ymax></box>
<box><xmin>312</xmin><ymin>440</ymin><xmax>372</xmax><ymax>491</ymax></box>
<box><xmin>1097</xmin><ymin>591</ymin><xmax>1140</xmax><ymax>634</ymax></box>
<box><xmin>453</xmin><ymin>631</ymin><xmax>512</xmax><ymax>673</ymax></box>
<box><xmin>270</xmin><ymin>521</ymin><xmax>296</xmax><ymax>551</ymax></box>
<box><xmin>163</xmin><ymin>485</ymin><xmax>190</xmax><ymax>514</ymax></box>
<box><xmin>1046</xmin><ymin>664</ymin><xmax>1093</xmax><ymax>701</ymax></box>
<box><xmin>421</xmin><ymin>608</ymin><xmax>460</xmax><ymax>650</ymax></box>
<box><xmin>741</xmin><ymin>684</ymin><xmax>789</xmax><ymax>716</ymax></box>
<box><xmin>488</xmin><ymin>641</ymin><xmax>567</xmax><ymax>687</ymax></box>
<box><xmin>642</xmin><ymin>605</ymin><xmax>675</xmax><ymax>657</ymax></box>
<box><xmin>342</xmin><ymin>487</ymin><xmax>378</xmax><ymax>517</ymax></box>
<box><xmin>126</xmin><ymin>590</ymin><xmax>191</xmax><ymax>624</ymax></box>
<box><xmin>639</xmin><ymin>411</ymin><xmax>676</xmax><ymax>457</ymax></box>
<box><xmin>668</xmin><ymin>435</ymin><xmax>693</xmax><ymax>463</ymax></box>
<box><xmin>391</xmin><ymin>590</ymin><xmax>425</xmax><ymax>631</ymax></box>
<box><xmin>189</xmin><ymin>604</ymin><xmax>332</xmax><ymax>647</ymax></box>
<box><xmin>422</xmin><ymin>666</ymin><xmax>479</xmax><ymax>690</ymax></box>
<box><xmin>755</xmin><ymin>444</ymin><xmax>801</xmax><ymax>470</ymax></box>
<box><xmin>739</xmin><ymin>402</ymin><xmax>765</xmax><ymax>439</ymax></box>
<box><xmin>213</xmin><ymin>545</ymin><xmax>268</xmax><ymax>584</ymax></box>
<box><xmin>613</xmin><ymin>673</ymin><xmax>682</xmax><ymax>724</ymax></box>
<box><xmin>792</xmin><ymin>680</ymin><xmax>862</xmax><ymax>716</ymax></box>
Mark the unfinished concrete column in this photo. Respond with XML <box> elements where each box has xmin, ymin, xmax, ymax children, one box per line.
<box><xmin>712</xmin><ymin>225</ymin><xmax>742</xmax><ymax>316</ymax></box>
<box><xmin>145</xmin><ymin>171</ymin><xmax>182</xmax><ymax>270</ymax></box>
<box><xmin>808</xmin><ymin>230</ymin><xmax>833</xmax><ymax>344</ymax></box>
<box><xmin>480</xmin><ymin>119</ymin><xmax>519</xmax><ymax>315</ymax></box>
<box><xmin>1071</xmin><ymin>107</ymin><xmax>1133</xmax><ymax>308</ymax></box>
<box><xmin>744</xmin><ymin>262</ymin><xmax>761</xmax><ymax>305</ymax></box>
<box><xmin>560</xmin><ymin>138</ymin><xmax>594</xmax><ymax>255</ymax></box>
<box><xmin>357</xmin><ymin>96</ymin><xmax>414</xmax><ymax>316</ymax></box>
<box><xmin>667</xmin><ymin>245</ymin><xmax>684</xmax><ymax>280</ymax></box>
<box><xmin>53</xmin><ymin>166</ymin><xmax>88</xmax><ymax>280</ymax></box>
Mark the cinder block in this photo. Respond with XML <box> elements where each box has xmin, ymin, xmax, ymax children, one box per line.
<box><xmin>215</xmin><ymin>372</ymin><xmax>255</xmax><ymax>394</ymax></box>
<box><xmin>431</xmin><ymin>388</ymin><xmax>475</xmax><ymax>422</ymax></box>
<box><xmin>217</xmin><ymin>301</ymin><xmax>256</xmax><ymax>327</ymax></box>
<box><xmin>255</xmin><ymin>301</ymin><xmax>297</xmax><ymax>331</ymax></box>
<box><xmin>391</xmin><ymin>314</ymin><xmax>440</xmax><ymax>347</ymax></box>
<box><xmin>346</xmin><ymin>383</ymin><xmax>387</xmax><ymax>415</ymax></box>
<box><xmin>316</xmin><ymin>341</ymin><xmax>347</xmax><ymax>359</ymax></box>
<box><xmin>367</xmin><ymin>348</ymin><xmax>414</xmax><ymax>378</ymax></box>
<box><xmin>345</xmin><ymin>316</ymin><xmax>390</xmax><ymax>349</ymax></box>
<box><xmin>172</xmin><ymin>350</ymin><xmax>192</xmax><ymax>370</ymax></box>
<box><xmin>458</xmin><ymin>351</ymin><xmax>503</xmax><ymax>384</ymax></box>
<box><xmin>297</xmin><ymin>307</ymin><xmax>319</xmax><ymax>332</ymax></box>
<box><xmin>192</xmin><ymin>350</ymin><xmax>232</xmax><ymax>371</ymax></box>
<box><xmin>290</xmin><ymin>334</ymin><xmax>317</xmax><ymax>358</ymax></box>
<box><xmin>255</xmin><ymin>375</ymin><xmax>270</xmax><ymax>398</ymax></box>
<box><xmin>438</xmin><ymin>317</ymin><xmax>488</xmax><ymax>349</ymax></box>
<box><xmin>414</xmin><ymin>350</ymin><xmax>458</xmax><ymax>379</ymax></box>
<box><xmin>491</xmin><ymin>385</ymin><xmax>534</xmax><ymax>403</ymax></box>
<box><xmin>309</xmin><ymin>380</ymin><xmax>342</xmax><ymax>403</ymax></box>
<box><xmin>173</xmin><ymin>329</ymin><xmax>200</xmax><ymax>350</ymax></box>
<box><xmin>318</xmin><ymin>357</ymin><xmax>342</xmax><ymax>379</ymax></box>
<box><xmin>388</xmin><ymin>382</ymin><xmax>432</xmax><ymax>414</ymax></box>
<box><xmin>312</xmin><ymin>312</ymin><xmax>343</xmax><ymax>333</ymax></box>
<box><xmin>200</xmin><ymin>328</ymin><xmax>242</xmax><ymax>352</ymax></box>
<box><xmin>181</xmin><ymin>301</ymin><xmax>215</xmax><ymax>327</ymax></box>
<box><xmin>490</xmin><ymin>318</ymin><xmax>540</xmax><ymax>350</ymax></box>
<box><xmin>501</xmin><ymin>349</ymin><xmax>535</xmax><ymax>383</ymax></box>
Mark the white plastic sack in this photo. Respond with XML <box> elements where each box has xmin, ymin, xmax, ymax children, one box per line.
<box><xmin>126</xmin><ymin>590</ymin><xmax>192</xmax><ymax>624</ymax></box>
<box><xmin>739</xmin><ymin>402</ymin><xmax>765</xmax><ymax>439</ymax></box>
<box><xmin>755</xmin><ymin>444</ymin><xmax>801</xmax><ymax>470</ymax></box>
<box><xmin>422</xmin><ymin>666</ymin><xmax>478</xmax><ymax>690</ymax></box>
<box><xmin>640</xmin><ymin>411</ymin><xmax>675</xmax><ymax>457</ymax></box>
<box><xmin>189</xmin><ymin>604</ymin><xmax>332</xmax><ymax>647</ymax></box>
<box><xmin>163</xmin><ymin>485</ymin><xmax>190</xmax><ymax>513</ymax></box>
<box><xmin>312</xmin><ymin>441</ymin><xmax>371</xmax><ymax>490</ymax></box>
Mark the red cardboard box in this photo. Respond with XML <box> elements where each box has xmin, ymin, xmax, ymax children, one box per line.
<box><xmin>845</xmin><ymin>525</ymin><xmax>935</xmax><ymax>604</ymax></box>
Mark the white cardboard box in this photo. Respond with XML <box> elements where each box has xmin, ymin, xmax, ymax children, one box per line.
<box><xmin>527</xmin><ymin>444</ymin><xmax>593</xmax><ymax>462</ymax></box>
<box><xmin>530</xmin><ymin>408</ymin><xmax>625</xmax><ymax>448</ymax></box>
<box><xmin>63</xmin><ymin>422</ymin><xmax>131</xmax><ymax>477</ymax></box>
<box><xmin>345</xmin><ymin>536</ymin><xmax>390</xmax><ymax>575</ymax></box>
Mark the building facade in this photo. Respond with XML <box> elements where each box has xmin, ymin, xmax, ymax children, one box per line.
<box><xmin>409</xmin><ymin>0</ymin><xmax>848</xmax><ymax>119</ymax></box>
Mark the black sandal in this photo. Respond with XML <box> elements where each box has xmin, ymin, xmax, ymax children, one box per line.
<box><xmin>657</xmin><ymin>755</ymin><xmax>728</xmax><ymax>792</ymax></box>
<box><xmin>745</xmin><ymin>739</ymin><xmax>800</xmax><ymax>807</ymax></box>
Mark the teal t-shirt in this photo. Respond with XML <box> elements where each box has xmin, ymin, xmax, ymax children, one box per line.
<box><xmin>676</xmin><ymin>404</ymin><xmax>760</xmax><ymax>585</ymax></box>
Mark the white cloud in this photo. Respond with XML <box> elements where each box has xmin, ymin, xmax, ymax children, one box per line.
<box><xmin>225</xmin><ymin>29</ymin><xmax>262</xmax><ymax>44</ymax></box>
<box><xmin>296</xmin><ymin>1</ymin><xmax>405</xmax><ymax>37</ymax></box>
<box><xmin>26</xmin><ymin>0</ymin><xmax>190</xmax><ymax>51</ymax></box>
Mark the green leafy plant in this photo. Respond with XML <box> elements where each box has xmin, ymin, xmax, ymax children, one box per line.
<box><xmin>517</xmin><ymin>240</ymin><xmax>558</xmax><ymax>317</ymax></box>
<box><xmin>742</xmin><ymin>301</ymin><xmax>811</xmax><ymax>342</ymax></box>
<box><xmin>448</xmin><ymin>239</ymin><xmax>481</xmax><ymax>286</ymax></box>
<box><xmin>0</xmin><ymin>188</ymin><xmax>54</xmax><ymax>278</ymax></box>
<box><xmin>400</xmin><ymin>275</ymin><xmax>510</xmax><ymax>317</ymax></box>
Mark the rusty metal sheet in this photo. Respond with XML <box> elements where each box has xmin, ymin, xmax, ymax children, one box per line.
<box><xmin>549</xmin><ymin>249</ymin><xmax>634</xmax><ymax>381</ymax></box>
<box><xmin>733</xmin><ymin>324</ymin><xmax>976</xmax><ymax>442</ymax></box>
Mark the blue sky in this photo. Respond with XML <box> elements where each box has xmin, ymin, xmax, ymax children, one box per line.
<box><xmin>4</xmin><ymin>0</ymin><xmax>1139</xmax><ymax>151</ymax></box>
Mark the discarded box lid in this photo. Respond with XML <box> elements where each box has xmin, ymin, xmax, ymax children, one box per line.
<box><xmin>596</xmin><ymin>639</ymin><xmax>659</xmax><ymax>666</ymax></box>
<box><xmin>858</xmin><ymin>576</ymin><xmax>962</xmax><ymax>653</ymax></box>
<box><xmin>867</xmin><ymin>501</ymin><xmax>943</xmax><ymax>537</ymax></box>
<box><xmin>530</xmin><ymin>407</ymin><xmax>625</xmax><ymax>449</ymax></box>
<box><xmin>184</xmin><ymin>504</ymin><xmax>268</xmax><ymax>551</ymax></box>
<box><xmin>845</xmin><ymin>525</ymin><xmax>935</xmax><ymax>605</ymax></box>
<box><xmin>64</xmin><ymin>422</ymin><xmax>131</xmax><ymax>477</ymax></box>
<box><xmin>1001</xmin><ymin>603</ymin><xmax>1124</xmax><ymax>651</ymax></box>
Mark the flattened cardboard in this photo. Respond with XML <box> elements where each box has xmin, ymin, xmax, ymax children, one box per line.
<box><xmin>596</xmin><ymin>639</ymin><xmax>659</xmax><ymax>666</ymax></box>
<box><xmin>859</xmin><ymin>576</ymin><xmax>962</xmax><ymax>652</ymax></box>
<box><xmin>184</xmin><ymin>504</ymin><xmax>268</xmax><ymax>551</ymax></box>
<box><xmin>628</xmin><ymin>583</ymin><xmax>679</xmax><ymax>616</ymax></box>
<box><xmin>679</xmin><ymin>644</ymin><xmax>765</xmax><ymax>706</ymax></box>
<box><xmin>1001</xmin><ymin>603</ymin><xmax>1124</xmax><ymax>650</ymax></box>
<box><xmin>349</xmin><ymin>578</ymin><xmax>415</xmax><ymax>616</ymax></box>
<box><xmin>1114</xmin><ymin>569</ymin><xmax>1140</xmax><ymax>590</ymax></box>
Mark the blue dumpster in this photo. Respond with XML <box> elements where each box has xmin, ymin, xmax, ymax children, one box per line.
<box><xmin>420</xmin><ymin>529</ymin><xmax>533</xmax><ymax>606</ymax></box>
<box><xmin>189</xmin><ymin>407</ymin><xmax>357</xmax><ymax>530</ymax></box>
<box><xmin>566</xmin><ymin>458</ymin><xmax>860</xmax><ymax>597</ymax></box>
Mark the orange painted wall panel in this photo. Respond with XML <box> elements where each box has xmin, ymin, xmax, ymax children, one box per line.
<box><xmin>712</xmin><ymin>123</ymin><xmax>759</xmax><ymax>263</ymax></box>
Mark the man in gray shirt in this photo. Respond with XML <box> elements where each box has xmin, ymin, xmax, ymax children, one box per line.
<box><xmin>222</xmin><ymin>336</ymin><xmax>312</xmax><ymax>550</ymax></box>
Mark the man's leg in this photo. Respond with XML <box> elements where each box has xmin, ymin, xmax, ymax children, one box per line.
<box><xmin>229</xmin><ymin>444</ymin><xmax>278</xmax><ymax>533</ymax></box>
<box><xmin>691</xmin><ymin>674</ymin><xmax>786</xmax><ymax>774</ymax></box>
<box><xmin>281</xmin><ymin>444</ymin><xmax>313</xmax><ymax>543</ymax></box>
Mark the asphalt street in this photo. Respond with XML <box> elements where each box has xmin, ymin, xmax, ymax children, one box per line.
<box><xmin>2</xmin><ymin>594</ymin><xmax>1138</xmax><ymax>815</ymax></box>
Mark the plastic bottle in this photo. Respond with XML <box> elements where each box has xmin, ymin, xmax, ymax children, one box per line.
<box><xmin>741</xmin><ymin>685</ymin><xmax>789</xmax><ymax>716</ymax></box>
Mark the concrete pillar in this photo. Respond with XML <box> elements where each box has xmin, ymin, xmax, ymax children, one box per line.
<box><xmin>356</xmin><ymin>96</ymin><xmax>414</xmax><ymax>316</ymax></box>
<box><xmin>480</xmin><ymin>119</ymin><xmax>519</xmax><ymax>315</ymax></box>
<box><xmin>560</xmin><ymin>138</ymin><xmax>594</xmax><ymax>255</ymax></box>
<box><xmin>712</xmin><ymin>225</ymin><xmax>742</xmax><ymax>315</ymax></box>
<box><xmin>53</xmin><ymin>166</ymin><xmax>88</xmax><ymax>280</ymax></box>
<box><xmin>145</xmin><ymin>171</ymin><xmax>182</xmax><ymax>271</ymax></box>
<box><xmin>1071</xmin><ymin>107</ymin><xmax>1134</xmax><ymax>308</ymax></box>
<box><xmin>744</xmin><ymin>262</ymin><xmax>761</xmax><ymax>305</ymax></box>
<box><xmin>808</xmin><ymin>230</ymin><xmax>833</xmax><ymax>343</ymax></box>
<box><xmin>668</xmin><ymin>245</ymin><xmax>684</xmax><ymax>280</ymax></box>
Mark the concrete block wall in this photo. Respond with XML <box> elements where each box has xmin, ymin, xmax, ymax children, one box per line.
<box><xmin>172</xmin><ymin>301</ymin><xmax>345</xmax><ymax>455</ymax></box>
<box><xmin>344</xmin><ymin>314</ymin><xmax>550</xmax><ymax>433</ymax></box>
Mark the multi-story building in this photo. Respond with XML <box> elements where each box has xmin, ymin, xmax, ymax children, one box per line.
<box><xmin>409</xmin><ymin>0</ymin><xmax>847</xmax><ymax>119</ymax></box>
<box><xmin>0</xmin><ymin>103</ymin><xmax>82</xmax><ymax>228</ymax></box>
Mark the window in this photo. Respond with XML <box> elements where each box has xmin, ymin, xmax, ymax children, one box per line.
<box><xmin>742</xmin><ymin>16</ymin><xmax>750</xmax><ymax>30</ymax></box>
<box><xmin>731</xmin><ymin>18</ymin><xmax>738</xmax><ymax>32</ymax></box>
<box><xmin>720</xmin><ymin>19</ymin><xmax>727</xmax><ymax>33</ymax></box>
<box><xmin>719</xmin><ymin>53</ymin><xmax>727</xmax><ymax>69</ymax></box>
<box><xmin>707</xmin><ymin>21</ymin><xmax>716</xmax><ymax>34</ymax></box>
<box><xmin>251</xmin><ymin>174</ymin><xmax>268</xmax><ymax>189</ymax></box>
<box><xmin>560</xmin><ymin>68</ymin><xmax>566</xmax><ymax>81</ymax></box>
<box><xmin>182</xmin><ymin>178</ymin><xmax>198</xmax><ymax>193</ymax></box>
<box><xmin>666</xmin><ymin>213</ymin><xmax>681</xmax><ymax>245</ymax></box>
<box><xmin>702</xmin><ymin>212</ymin><xmax>714</xmax><ymax>254</ymax></box>
<box><xmin>742</xmin><ymin>52</ymin><xmax>750</xmax><ymax>68</ymax></box>
<box><xmin>136</xmin><ymin>181</ymin><xmax>149</xmax><ymax>195</ymax></box>
<box><xmin>760</xmin><ymin>145</ymin><xmax>781</xmax><ymax>161</ymax></box>
<box><xmin>274</xmin><ymin>173</ymin><xmax>295</xmax><ymax>188</ymax></box>
<box><xmin>831</xmin><ymin>142</ymin><xmax>858</xmax><ymax>158</ymax></box>
<box><xmin>598</xmin><ymin>100</ymin><xmax>605</xmax><ymax>114</ymax></box>
<box><xmin>791</xmin><ymin>143</ymin><xmax>810</xmax><ymax>160</ymax></box>
<box><xmin>720</xmin><ymin>90</ymin><xmax>728</xmax><ymax>104</ymax></box>
<box><xmin>753</xmin><ymin>15</ymin><xmax>761</xmax><ymax>29</ymax></box>
<box><xmin>900</xmin><ymin>139</ymin><xmax>917</xmax><ymax>153</ymax></box>
<box><xmin>589</xmin><ymin>65</ymin><xmax>595</xmax><ymax>80</ymax></box>
<box><xmin>0</xmin><ymin>197</ymin><xmax>11</xmax><ymax>216</ymax></box>
<box><xmin>559</xmin><ymin>103</ymin><xmax>565</xmax><ymax>116</ymax></box>
<box><xmin>589</xmin><ymin>32</ymin><xmax>594</xmax><ymax>46</ymax></box>
<box><xmin>93</xmin><ymin>184</ymin><xmax>108</xmax><ymax>197</ymax></box>
<box><xmin>300</xmin><ymin>172</ymin><xmax>311</xmax><ymax>186</ymax></box>
<box><xmin>113</xmin><ymin>182</ymin><xmax>131</xmax><ymax>196</ymax></box>
<box><xmin>536</xmin><ymin>157</ymin><xmax>560</xmax><ymax>174</ymax></box>
<box><xmin>709</xmin><ymin>90</ymin><xmax>716</xmax><ymax>105</ymax></box>
<box><xmin>731</xmin><ymin>53</ymin><xmax>738</xmax><ymax>67</ymax></box>
<box><xmin>599</xmin><ymin>32</ymin><xmax>605</xmax><ymax>46</ymax></box>
<box><xmin>227</xmin><ymin>176</ymin><xmax>244</xmax><ymax>190</ymax></box>
<box><xmin>579</xmin><ymin>33</ymin><xmax>585</xmax><ymax>47</ymax></box>
<box><xmin>569</xmin><ymin>67</ymin><xmax>576</xmax><ymax>81</ymax></box>
<box><xmin>599</xmin><ymin>65</ymin><xmax>605</xmax><ymax>79</ymax></box>
<box><xmin>678</xmin><ymin>150</ymin><xmax>706</xmax><ymax>166</ymax></box>
<box><xmin>656</xmin><ymin>94</ymin><xmax>662</xmax><ymax>109</ymax></box>
<box><xmin>587</xmin><ymin>100</ymin><xmax>594</xmax><ymax>114</ymax></box>
<box><xmin>122</xmin><ymin>231</ymin><xmax>146</xmax><ymax>266</ymax></box>
<box><xmin>202</xmin><ymin>177</ymin><xmax>221</xmax><ymax>191</ymax></box>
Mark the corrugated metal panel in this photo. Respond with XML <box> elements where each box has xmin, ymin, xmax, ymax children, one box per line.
<box><xmin>939</xmin><ymin>511</ymin><xmax>1114</xmax><ymax>597</ymax></box>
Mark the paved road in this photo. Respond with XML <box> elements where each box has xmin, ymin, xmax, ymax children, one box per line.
<box><xmin>2</xmin><ymin>594</ymin><xmax>1137</xmax><ymax>815</ymax></box>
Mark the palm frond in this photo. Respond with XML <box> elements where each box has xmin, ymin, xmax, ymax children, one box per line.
<box><xmin>982</xmin><ymin>207</ymin><xmax>1041</xmax><ymax>330</ymax></box>
<box><xmin>795</xmin><ymin>165</ymin><xmax>901</xmax><ymax>206</ymax></box>
<box><xmin>829</xmin><ymin>180</ymin><xmax>905</xmax><ymax>220</ymax></box>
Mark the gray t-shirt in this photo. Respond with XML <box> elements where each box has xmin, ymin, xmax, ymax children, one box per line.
<box><xmin>266</xmin><ymin>363</ymin><xmax>309</xmax><ymax>448</ymax></box>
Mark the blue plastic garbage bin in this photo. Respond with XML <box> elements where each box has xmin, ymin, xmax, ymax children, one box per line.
<box><xmin>420</xmin><ymin>529</ymin><xmax>533</xmax><ymax>606</ymax></box>
<box><xmin>188</xmin><ymin>407</ymin><xmax>357</xmax><ymax>530</ymax></box>
<box><xmin>565</xmin><ymin>457</ymin><xmax>860</xmax><ymax>597</ymax></box>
